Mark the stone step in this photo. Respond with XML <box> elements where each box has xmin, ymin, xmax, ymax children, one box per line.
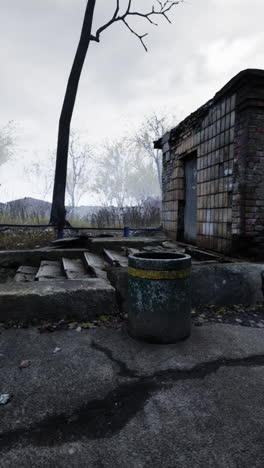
<box><xmin>35</xmin><ymin>261</ymin><xmax>65</xmax><ymax>281</ymax></box>
<box><xmin>14</xmin><ymin>266</ymin><xmax>39</xmax><ymax>283</ymax></box>
<box><xmin>62</xmin><ymin>258</ymin><xmax>91</xmax><ymax>280</ymax></box>
<box><xmin>83</xmin><ymin>253</ymin><xmax>108</xmax><ymax>280</ymax></box>
<box><xmin>0</xmin><ymin>279</ymin><xmax>118</xmax><ymax>322</ymax></box>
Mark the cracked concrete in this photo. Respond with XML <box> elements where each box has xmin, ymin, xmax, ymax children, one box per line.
<box><xmin>0</xmin><ymin>324</ymin><xmax>264</xmax><ymax>467</ymax></box>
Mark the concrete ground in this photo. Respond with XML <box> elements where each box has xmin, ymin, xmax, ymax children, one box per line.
<box><xmin>0</xmin><ymin>323</ymin><xmax>264</xmax><ymax>467</ymax></box>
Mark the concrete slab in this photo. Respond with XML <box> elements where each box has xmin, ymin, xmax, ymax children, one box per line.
<box><xmin>90</xmin><ymin>237</ymin><xmax>167</xmax><ymax>254</ymax></box>
<box><xmin>0</xmin><ymin>279</ymin><xmax>118</xmax><ymax>322</ymax></box>
<box><xmin>192</xmin><ymin>262</ymin><xmax>264</xmax><ymax>305</ymax></box>
<box><xmin>0</xmin><ymin>249</ymin><xmax>89</xmax><ymax>268</ymax></box>
<box><xmin>62</xmin><ymin>258</ymin><xmax>90</xmax><ymax>280</ymax></box>
<box><xmin>35</xmin><ymin>260</ymin><xmax>65</xmax><ymax>281</ymax></box>
<box><xmin>0</xmin><ymin>324</ymin><xmax>263</xmax><ymax>467</ymax></box>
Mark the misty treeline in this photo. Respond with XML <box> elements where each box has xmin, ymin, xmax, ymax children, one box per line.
<box><xmin>0</xmin><ymin>112</ymin><xmax>174</xmax><ymax>228</ymax></box>
<box><xmin>91</xmin><ymin>199</ymin><xmax>161</xmax><ymax>229</ymax></box>
<box><xmin>24</xmin><ymin>111</ymin><xmax>175</xmax><ymax>207</ymax></box>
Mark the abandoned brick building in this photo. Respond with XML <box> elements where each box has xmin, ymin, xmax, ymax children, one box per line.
<box><xmin>155</xmin><ymin>69</ymin><xmax>264</xmax><ymax>256</ymax></box>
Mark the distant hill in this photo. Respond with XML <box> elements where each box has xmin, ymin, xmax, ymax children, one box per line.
<box><xmin>0</xmin><ymin>197</ymin><xmax>102</xmax><ymax>223</ymax></box>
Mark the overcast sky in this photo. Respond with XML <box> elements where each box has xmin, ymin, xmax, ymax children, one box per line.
<box><xmin>1</xmin><ymin>0</ymin><xmax>264</xmax><ymax>204</ymax></box>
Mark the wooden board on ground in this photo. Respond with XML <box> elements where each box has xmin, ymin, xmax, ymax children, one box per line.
<box><xmin>103</xmin><ymin>249</ymin><xmax>128</xmax><ymax>268</ymax></box>
<box><xmin>14</xmin><ymin>266</ymin><xmax>38</xmax><ymax>282</ymax></box>
<box><xmin>83</xmin><ymin>253</ymin><xmax>108</xmax><ymax>280</ymax></box>
<box><xmin>62</xmin><ymin>258</ymin><xmax>90</xmax><ymax>280</ymax></box>
<box><xmin>35</xmin><ymin>261</ymin><xmax>65</xmax><ymax>281</ymax></box>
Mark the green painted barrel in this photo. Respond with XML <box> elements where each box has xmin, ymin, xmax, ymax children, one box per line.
<box><xmin>128</xmin><ymin>252</ymin><xmax>192</xmax><ymax>343</ymax></box>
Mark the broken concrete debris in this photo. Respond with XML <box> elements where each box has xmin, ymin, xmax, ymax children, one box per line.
<box><xmin>0</xmin><ymin>394</ymin><xmax>12</xmax><ymax>405</ymax></box>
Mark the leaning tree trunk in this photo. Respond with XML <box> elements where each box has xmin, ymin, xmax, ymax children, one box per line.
<box><xmin>50</xmin><ymin>0</ymin><xmax>97</xmax><ymax>229</ymax></box>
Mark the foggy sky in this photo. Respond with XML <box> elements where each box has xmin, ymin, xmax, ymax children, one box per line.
<box><xmin>1</xmin><ymin>0</ymin><xmax>264</xmax><ymax>203</ymax></box>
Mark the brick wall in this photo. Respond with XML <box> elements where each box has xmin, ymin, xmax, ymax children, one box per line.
<box><xmin>161</xmin><ymin>71</ymin><xmax>264</xmax><ymax>257</ymax></box>
<box><xmin>162</xmin><ymin>93</ymin><xmax>236</xmax><ymax>254</ymax></box>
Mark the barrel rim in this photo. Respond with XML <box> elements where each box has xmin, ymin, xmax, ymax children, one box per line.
<box><xmin>128</xmin><ymin>252</ymin><xmax>191</xmax><ymax>261</ymax></box>
<box><xmin>128</xmin><ymin>252</ymin><xmax>191</xmax><ymax>271</ymax></box>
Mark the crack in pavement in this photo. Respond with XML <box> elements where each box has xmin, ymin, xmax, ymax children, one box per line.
<box><xmin>90</xmin><ymin>341</ymin><xmax>139</xmax><ymax>378</ymax></box>
<box><xmin>0</xmin><ymin>352</ymin><xmax>264</xmax><ymax>453</ymax></box>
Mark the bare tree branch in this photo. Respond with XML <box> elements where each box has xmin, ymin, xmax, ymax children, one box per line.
<box><xmin>90</xmin><ymin>0</ymin><xmax>183</xmax><ymax>51</ymax></box>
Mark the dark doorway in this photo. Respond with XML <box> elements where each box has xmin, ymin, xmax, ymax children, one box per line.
<box><xmin>184</xmin><ymin>153</ymin><xmax>197</xmax><ymax>243</ymax></box>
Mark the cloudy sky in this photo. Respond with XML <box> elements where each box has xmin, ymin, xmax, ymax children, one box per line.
<box><xmin>0</xmin><ymin>0</ymin><xmax>264</xmax><ymax>204</ymax></box>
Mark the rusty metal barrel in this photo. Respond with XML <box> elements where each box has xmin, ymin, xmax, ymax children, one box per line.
<box><xmin>128</xmin><ymin>252</ymin><xmax>192</xmax><ymax>343</ymax></box>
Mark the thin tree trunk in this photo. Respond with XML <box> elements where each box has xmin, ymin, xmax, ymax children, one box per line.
<box><xmin>50</xmin><ymin>0</ymin><xmax>97</xmax><ymax>229</ymax></box>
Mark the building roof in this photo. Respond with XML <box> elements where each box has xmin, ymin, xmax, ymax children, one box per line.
<box><xmin>154</xmin><ymin>68</ymin><xmax>264</xmax><ymax>149</ymax></box>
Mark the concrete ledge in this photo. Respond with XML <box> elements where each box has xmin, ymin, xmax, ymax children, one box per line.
<box><xmin>90</xmin><ymin>237</ymin><xmax>166</xmax><ymax>254</ymax></box>
<box><xmin>107</xmin><ymin>263</ymin><xmax>264</xmax><ymax>312</ymax></box>
<box><xmin>192</xmin><ymin>263</ymin><xmax>264</xmax><ymax>306</ymax></box>
<box><xmin>0</xmin><ymin>279</ymin><xmax>118</xmax><ymax>322</ymax></box>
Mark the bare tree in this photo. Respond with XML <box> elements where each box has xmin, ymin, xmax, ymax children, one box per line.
<box><xmin>50</xmin><ymin>0</ymin><xmax>183</xmax><ymax>230</ymax></box>
<box><xmin>24</xmin><ymin>153</ymin><xmax>54</xmax><ymax>201</ymax></box>
<box><xmin>66</xmin><ymin>131</ymin><xmax>93</xmax><ymax>212</ymax></box>
<box><xmin>134</xmin><ymin>112</ymin><xmax>176</xmax><ymax>192</ymax></box>
<box><xmin>24</xmin><ymin>132</ymin><xmax>92</xmax><ymax>207</ymax></box>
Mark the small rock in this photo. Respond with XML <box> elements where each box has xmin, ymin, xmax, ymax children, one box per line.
<box><xmin>53</xmin><ymin>347</ymin><xmax>61</xmax><ymax>353</ymax></box>
<box><xmin>235</xmin><ymin>318</ymin><xmax>242</xmax><ymax>324</ymax></box>
<box><xmin>257</xmin><ymin>322</ymin><xmax>264</xmax><ymax>328</ymax></box>
<box><xmin>19</xmin><ymin>360</ymin><xmax>31</xmax><ymax>369</ymax></box>
<box><xmin>0</xmin><ymin>394</ymin><xmax>12</xmax><ymax>405</ymax></box>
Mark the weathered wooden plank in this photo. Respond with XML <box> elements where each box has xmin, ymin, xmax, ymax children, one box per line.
<box><xmin>83</xmin><ymin>253</ymin><xmax>107</xmax><ymax>280</ymax></box>
<box><xmin>103</xmin><ymin>249</ymin><xmax>128</xmax><ymax>268</ymax></box>
<box><xmin>35</xmin><ymin>261</ymin><xmax>65</xmax><ymax>281</ymax></box>
<box><xmin>62</xmin><ymin>258</ymin><xmax>90</xmax><ymax>280</ymax></box>
<box><xmin>14</xmin><ymin>266</ymin><xmax>38</xmax><ymax>282</ymax></box>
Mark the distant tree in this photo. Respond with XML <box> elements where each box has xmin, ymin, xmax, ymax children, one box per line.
<box><xmin>24</xmin><ymin>131</ymin><xmax>92</xmax><ymax>207</ymax></box>
<box><xmin>50</xmin><ymin>0</ymin><xmax>183</xmax><ymax>230</ymax></box>
<box><xmin>0</xmin><ymin>121</ymin><xmax>16</xmax><ymax>167</ymax></box>
<box><xmin>93</xmin><ymin>137</ymin><xmax>160</xmax><ymax>207</ymax></box>
<box><xmin>134</xmin><ymin>111</ymin><xmax>176</xmax><ymax>192</ymax></box>
<box><xmin>66</xmin><ymin>131</ymin><xmax>93</xmax><ymax>212</ymax></box>
<box><xmin>24</xmin><ymin>153</ymin><xmax>54</xmax><ymax>201</ymax></box>
<box><xmin>0</xmin><ymin>121</ymin><xmax>16</xmax><ymax>196</ymax></box>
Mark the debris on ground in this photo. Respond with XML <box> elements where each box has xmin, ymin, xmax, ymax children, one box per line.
<box><xmin>19</xmin><ymin>360</ymin><xmax>31</xmax><ymax>369</ymax></box>
<box><xmin>0</xmin><ymin>394</ymin><xmax>12</xmax><ymax>405</ymax></box>
<box><xmin>0</xmin><ymin>305</ymin><xmax>263</xmax><ymax>333</ymax></box>
<box><xmin>76</xmin><ymin>326</ymin><xmax>82</xmax><ymax>332</ymax></box>
<box><xmin>192</xmin><ymin>303</ymin><xmax>264</xmax><ymax>328</ymax></box>
<box><xmin>53</xmin><ymin>347</ymin><xmax>61</xmax><ymax>354</ymax></box>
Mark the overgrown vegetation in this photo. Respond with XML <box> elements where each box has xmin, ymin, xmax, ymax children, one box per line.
<box><xmin>91</xmin><ymin>199</ymin><xmax>161</xmax><ymax>228</ymax></box>
<box><xmin>0</xmin><ymin>227</ymin><xmax>56</xmax><ymax>250</ymax></box>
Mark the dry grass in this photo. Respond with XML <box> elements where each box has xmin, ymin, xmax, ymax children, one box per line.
<box><xmin>0</xmin><ymin>227</ymin><xmax>56</xmax><ymax>250</ymax></box>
